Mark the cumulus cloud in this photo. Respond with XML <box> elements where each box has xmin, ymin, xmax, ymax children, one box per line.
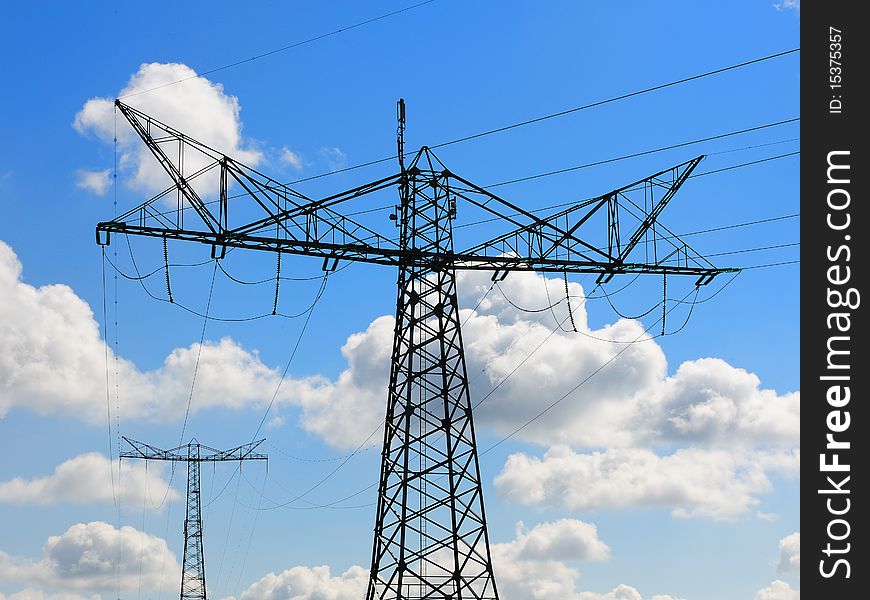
<box><xmin>238</xmin><ymin>565</ymin><xmax>368</xmax><ymax>600</ymax></box>
<box><xmin>643</xmin><ymin>358</ymin><xmax>799</xmax><ymax>446</ymax></box>
<box><xmin>280</xmin><ymin>147</ymin><xmax>303</xmax><ymax>170</ymax></box>
<box><xmin>0</xmin><ymin>521</ymin><xmax>179</xmax><ymax>593</ymax></box>
<box><xmin>235</xmin><ymin>520</ymin><xmax>676</xmax><ymax>600</ymax></box>
<box><xmin>776</xmin><ymin>532</ymin><xmax>800</xmax><ymax>574</ymax></box>
<box><xmin>491</xmin><ymin>519</ymin><xmax>609</xmax><ymax>600</ymax></box>
<box><xmin>0</xmin><ymin>237</ymin><xmax>798</xmax><ymax>519</ymax></box>
<box><xmin>496</xmin><ymin>519</ymin><xmax>610</xmax><ymax>563</ymax></box>
<box><xmin>286</xmin><ymin>315</ymin><xmax>393</xmax><ymax>447</ymax></box>
<box><xmin>0</xmin><ymin>453</ymin><xmax>177</xmax><ymax>508</ymax></box>
<box><xmin>0</xmin><ymin>240</ymin><xmax>285</xmax><ymax>423</ymax></box>
<box><xmin>755</xmin><ymin>580</ymin><xmax>799</xmax><ymax>600</ymax></box>
<box><xmin>495</xmin><ymin>446</ymin><xmax>799</xmax><ymax>519</ymax></box>
<box><xmin>576</xmin><ymin>587</ymin><xmax>683</xmax><ymax>600</ymax></box>
<box><xmin>74</xmin><ymin>62</ymin><xmax>261</xmax><ymax>198</ymax></box>
<box><xmin>289</xmin><ymin>268</ymin><xmax>799</xmax><ymax>450</ymax></box>
<box><xmin>1</xmin><ymin>239</ymin><xmax>799</xmax><ymax>460</ymax></box>
<box><xmin>74</xmin><ymin>170</ymin><xmax>111</xmax><ymax>196</ymax></box>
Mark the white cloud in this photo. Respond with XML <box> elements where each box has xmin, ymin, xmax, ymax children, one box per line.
<box><xmin>74</xmin><ymin>62</ymin><xmax>261</xmax><ymax>198</ymax></box>
<box><xmin>235</xmin><ymin>520</ymin><xmax>677</xmax><ymax>600</ymax></box>
<box><xmin>496</xmin><ymin>519</ymin><xmax>610</xmax><ymax>563</ymax></box>
<box><xmin>266</xmin><ymin>416</ymin><xmax>286</xmax><ymax>429</ymax></box>
<box><xmin>0</xmin><ymin>453</ymin><xmax>177</xmax><ymax>508</ymax></box>
<box><xmin>74</xmin><ymin>170</ymin><xmax>111</xmax><ymax>196</ymax></box>
<box><xmin>319</xmin><ymin>147</ymin><xmax>347</xmax><ymax>171</ymax></box>
<box><xmin>773</xmin><ymin>1</ymin><xmax>800</xmax><ymax>12</ymax></box>
<box><xmin>776</xmin><ymin>532</ymin><xmax>800</xmax><ymax>574</ymax></box>
<box><xmin>285</xmin><ymin>315</ymin><xmax>393</xmax><ymax>447</ymax></box>
<box><xmin>280</xmin><ymin>147</ymin><xmax>303</xmax><ymax>170</ymax></box>
<box><xmin>495</xmin><ymin>446</ymin><xmax>799</xmax><ymax>519</ymax></box>
<box><xmin>238</xmin><ymin>565</ymin><xmax>368</xmax><ymax>600</ymax></box>
<box><xmin>576</xmin><ymin>587</ymin><xmax>683</xmax><ymax>600</ymax></box>
<box><xmin>644</xmin><ymin>358</ymin><xmax>799</xmax><ymax>446</ymax></box>
<box><xmin>0</xmin><ymin>234</ymin><xmax>799</xmax><ymax>520</ymax></box>
<box><xmin>0</xmin><ymin>234</ymin><xmax>799</xmax><ymax>518</ymax></box>
<box><xmin>491</xmin><ymin>519</ymin><xmax>609</xmax><ymax>600</ymax></box>
<box><xmin>287</xmin><ymin>268</ymin><xmax>799</xmax><ymax>451</ymax></box>
<box><xmin>755</xmin><ymin>580</ymin><xmax>799</xmax><ymax>600</ymax></box>
<box><xmin>0</xmin><ymin>240</ymin><xmax>290</xmax><ymax>423</ymax></box>
<box><xmin>0</xmin><ymin>521</ymin><xmax>180</xmax><ymax>593</ymax></box>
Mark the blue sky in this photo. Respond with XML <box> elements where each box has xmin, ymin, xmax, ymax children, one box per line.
<box><xmin>0</xmin><ymin>2</ymin><xmax>799</xmax><ymax>599</ymax></box>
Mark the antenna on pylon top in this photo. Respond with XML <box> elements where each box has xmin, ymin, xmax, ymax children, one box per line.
<box><xmin>397</xmin><ymin>98</ymin><xmax>406</xmax><ymax>171</ymax></box>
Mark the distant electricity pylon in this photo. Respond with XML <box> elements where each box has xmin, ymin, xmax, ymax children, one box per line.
<box><xmin>120</xmin><ymin>437</ymin><xmax>267</xmax><ymax>600</ymax></box>
<box><xmin>98</xmin><ymin>99</ymin><xmax>734</xmax><ymax>600</ymax></box>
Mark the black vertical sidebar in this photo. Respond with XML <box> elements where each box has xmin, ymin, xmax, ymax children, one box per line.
<box><xmin>802</xmin><ymin>2</ymin><xmax>866</xmax><ymax>595</ymax></box>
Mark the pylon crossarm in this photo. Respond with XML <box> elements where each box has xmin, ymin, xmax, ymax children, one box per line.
<box><xmin>612</xmin><ymin>155</ymin><xmax>702</xmax><ymax>263</ymax></box>
<box><xmin>119</xmin><ymin>436</ymin><xmax>189</xmax><ymax>461</ymax></box>
<box><xmin>108</xmin><ymin>101</ymin><xmax>399</xmax><ymax>257</ymax></box>
<box><xmin>229</xmin><ymin>173</ymin><xmax>402</xmax><ymax>237</ymax></box>
<box><xmin>115</xmin><ymin>101</ymin><xmax>221</xmax><ymax>234</ymax></box>
<box><xmin>119</xmin><ymin>436</ymin><xmax>267</xmax><ymax>462</ymax></box>
<box><xmin>456</xmin><ymin>156</ymin><xmax>710</xmax><ymax>273</ymax></box>
<box><xmin>98</xmin><ymin>219</ymin><xmax>733</xmax><ymax>287</ymax></box>
<box><xmin>195</xmin><ymin>439</ymin><xmax>268</xmax><ymax>462</ymax></box>
<box><xmin>448</xmin><ymin>172</ymin><xmax>611</xmax><ymax>261</ymax></box>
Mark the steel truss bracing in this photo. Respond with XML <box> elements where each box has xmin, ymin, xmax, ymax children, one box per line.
<box><xmin>120</xmin><ymin>437</ymin><xmax>267</xmax><ymax>600</ymax></box>
<box><xmin>367</xmin><ymin>152</ymin><xmax>497</xmax><ymax>599</ymax></box>
<box><xmin>99</xmin><ymin>100</ymin><xmax>737</xmax><ymax>600</ymax></box>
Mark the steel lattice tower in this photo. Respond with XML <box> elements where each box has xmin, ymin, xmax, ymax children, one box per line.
<box><xmin>98</xmin><ymin>100</ymin><xmax>736</xmax><ymax>600</ymax></box>
<box><xmin>367</xmin><ymin>150</ymin><xmax>498</xmax><ymax>599</ymax></box>
<box><xmin>120</xmin><ymin>437</ymin><xmax>267</xmax><ymax>600</ymax></box>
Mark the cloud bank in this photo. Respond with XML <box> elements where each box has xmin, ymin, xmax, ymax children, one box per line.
<box><xmin>0</xmin><ymin>453</ymin><xmax>177</xmax><ymax>508</ymax></box>
<box><xmin>0</xmin><ymin>521</ymin><xmax>179</xmax><ymax>593</ymax></box>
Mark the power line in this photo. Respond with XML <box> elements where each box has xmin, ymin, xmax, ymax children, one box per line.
<box><xmin>706</xmin><ymin>241</ymin><xmax>799</xmax><ymax>258</ymax></box>
<box><xmin>115</xmin><ymin>238</ymin><xmax>331</xmax><ymax>321</ymax></box>
<box><xmin>238</xmin><ymin>411</ymin><xmax>386</xmax><ymax>512</ymax></box>
<box><xmin>135</xmin><ymin>117</ymin><xmax>798</xmax><ymax>226</ymax></box>
<box><xmin>485</xmin><ymin>118</ymin><xmax>798</xmax><ymax>188</ymax></box>
<box><xmin>669</xmin><ymin>213</ymin><xmax>799</xmax><ymax>239</ymax></box>
<box><xmin>232</xmin><ymin>252</ymin><xmax>793</xmax><ymax>513</ymax></box>
<box><xmin>155</xmin><ymin>152</ymin><xmax>795</xmax><ymax>253</ymax></box>
<box><xmin>474</xmin><ymin>247</ymin><xmax>802</xmax><ymax>453</ymax></box>
<box><xmin>119</xmin><ymin>1</ymin><xmax>437</xmax><ymax>100</ymax></box>
<box><xmin>100</xmin><ymin>250</ymin><xmax>117</xmax><ymax>506</ymax></box>
<box><xmin>453</xmin><ymin>151</ymin><xmax>800</xmax><ymax>231</ymax></box>
<box><xmin>267</xmin><ymin>440</ymin><xmax>378</xmax><ymax>463</ymax></box>
<box><xmin>430</xmin><ymin>50</ymin><xmax>800</xmax><ymax>150</ymax></box>
<box><xmin>707</xmin><ymin>137</ymin><xmax>800</xmax><ymax>156</ymax></box>
<box><xmin>740</xmin><ymin>259</ymin><xmax>800</xmax><ymax>270</ymax></box>
<box><xmin>178</xmin><ymin>261</ymin><xmax>218</xmax><ymax>445</ymax></box>
<box><xmin>235</xmin><ymin>133</ymin><xmax>800</xmax><ymax>236</ymax></box>
<box><xmin>286</xmin><ymin>48</ymin><xmax>800</xmax><ymax>184</ymax></box>
<box><xmin>692</xmin><ymin>150</ymin><xmax>799</xmax><ymax>177</ymax></box>
<box><xmin>250</xmin><ymin>274</ymin><xmax>329</xmax><ymax>440</ymax></box>
<box><xmin>481</xmin><ymin>286</ymin><xmax>700</xmax><ymax>454</ymax></box>
<box><xmin>249</xmin><ymin>281</ymin><xmax>706</xmax><ymax>512</ymax></box>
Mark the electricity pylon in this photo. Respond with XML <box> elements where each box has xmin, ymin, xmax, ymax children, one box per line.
<box><xmin>120</xmin><ymin>437</ymin><xmax>267</xmax><ymax>600</ymax></box>
<box><xmin>98</xmin><ymin>99</ymin><xmax>735</xmax><ymax>600</ymax></box>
